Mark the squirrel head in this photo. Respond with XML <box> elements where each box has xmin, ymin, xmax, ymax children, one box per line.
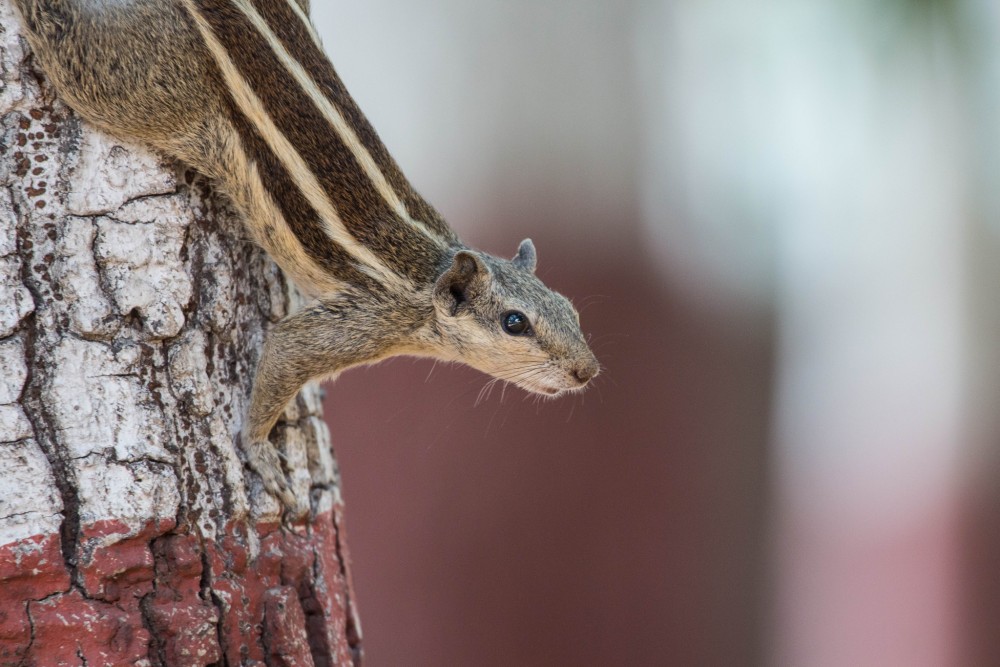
<box><xmin>430</xmin><ymin>239</ymin><xmax>599</xmax><ymax>396</ymax></box>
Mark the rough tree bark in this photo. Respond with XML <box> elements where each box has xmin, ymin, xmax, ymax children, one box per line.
<box><xmin>0</xmin><ymin>2</ymin><xmax>361</xmax><ymax>664</ymax></box>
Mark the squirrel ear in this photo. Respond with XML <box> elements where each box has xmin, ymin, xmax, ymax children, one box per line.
<box><xmin>512</xmin><ymin>238</ymin><xmax>537</xmax><ymax>273</ymax></box>
<box><xmin>434</xmin><ymin>250</ymin><xmax>489</xmax><ymax>316</ymax></box>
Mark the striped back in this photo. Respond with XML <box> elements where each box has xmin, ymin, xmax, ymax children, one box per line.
<box><xmin>181</xmin><ymin>0</ymin><xmax>457</xmax><ymax>290</ymax></box>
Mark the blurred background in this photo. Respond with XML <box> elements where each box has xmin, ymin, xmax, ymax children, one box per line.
<box><xmin>312</xmin><ymin>1</ymin><xmax>1000</xmax><ymax>665</ymax></box>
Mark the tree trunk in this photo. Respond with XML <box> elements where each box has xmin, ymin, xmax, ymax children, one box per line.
<box><xmin>0</xmin><ymin>2</ymin><xmax>361</xmax><ymax>664</ymax></box>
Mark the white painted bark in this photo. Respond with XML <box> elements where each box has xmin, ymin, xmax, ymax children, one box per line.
<box><xmin>0</xmin><ymin>3</ymin><xmax>359</xmax><ymax>664</ymax></box>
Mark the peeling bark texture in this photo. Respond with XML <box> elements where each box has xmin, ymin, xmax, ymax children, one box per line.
<box><xmin>0</xmin><ymin>3</ymin><xmax>362</xmax><ymax>665</ymax></box>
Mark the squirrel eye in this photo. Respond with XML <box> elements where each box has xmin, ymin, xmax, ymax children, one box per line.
<box><xmin>501</xmin><ymin>311</ymin><xmax>531</xmax><ymax>335</ymax></box>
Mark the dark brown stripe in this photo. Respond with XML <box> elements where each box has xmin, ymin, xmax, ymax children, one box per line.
<box><xmin>245</xmin><ymin>0</ymin><xmax>458</xmax><ymax>244</ymax></box>
<box><xmin>194</xmin><ymin>0</ymin><xmax>446</xmax><ymax>284</ymax></box>
<box><xmin>223</xmin><ymin>100</ymin><xmax>374</xmax><ymax>289</ymax></box>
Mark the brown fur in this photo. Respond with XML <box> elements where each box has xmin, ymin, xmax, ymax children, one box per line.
<box><xmin>12</xmin><ymin>0</ymin><xmax>599</xmax><ymax>515</ymax></box>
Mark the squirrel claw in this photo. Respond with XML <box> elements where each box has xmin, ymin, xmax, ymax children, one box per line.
<box><xmin>244</xmin><ymin>438</ymin><xmax>308</xmax><ymax>518</ymax></box>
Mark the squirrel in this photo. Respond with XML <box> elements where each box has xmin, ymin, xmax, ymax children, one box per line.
<box><xmin>11</xmin><ymin>0</ymin><xmax>600</xmax><ymax>514</ymax></box>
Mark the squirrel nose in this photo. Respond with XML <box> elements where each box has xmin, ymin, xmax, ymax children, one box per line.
<box><xmin>572</xmin><ymin>362</ymin><xmax>598</xmax><ymax>385</ymax></box>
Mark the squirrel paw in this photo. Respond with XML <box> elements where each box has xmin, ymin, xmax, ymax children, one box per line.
<box><xmin>244</xmin><ymin>438</ymin><xmax>309</xmax><ymax>518</ymax></box>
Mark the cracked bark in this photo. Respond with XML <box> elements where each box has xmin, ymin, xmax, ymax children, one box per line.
<box><xmin>0</xmin><ymin>3</ymin><xmax>361</xmax><ymax>665</ymax></box>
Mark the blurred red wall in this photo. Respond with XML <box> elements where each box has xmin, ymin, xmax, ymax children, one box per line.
<box><xmin>324</xmin><ymin>214</ymin><xmax>774</xmax><ymax>666</ymax></box>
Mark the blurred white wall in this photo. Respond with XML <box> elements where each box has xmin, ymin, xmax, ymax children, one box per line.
<box><xmin>314</xmin><ymin>0</ymin><xmax>639</xmax><ymax>251</ymax></box>
<box><xmin>640</xmin><ymin>0</ymin><xmax>1000</xmax><ymax>664</ymax></box>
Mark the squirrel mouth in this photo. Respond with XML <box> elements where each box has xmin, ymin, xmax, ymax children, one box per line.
<box><xmin>514</xmin><ymin>377</ymin><xmax>566</xmax><ymax>397</ymax></box>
